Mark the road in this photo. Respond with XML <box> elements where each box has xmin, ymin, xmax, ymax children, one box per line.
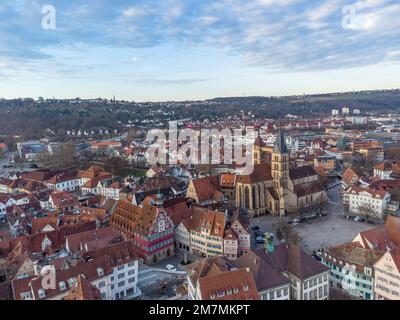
<box><xmin>137</xmin><ymin>263</ymin><xmax>186</xmax><ymax>300</ymax></box>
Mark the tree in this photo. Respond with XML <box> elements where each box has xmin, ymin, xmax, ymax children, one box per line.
<box><xmin>35</xmin><ymin>143</ymin><xmax>75</xmax><ymax>169</ymax></box>
<box><xmin>273</xmin><ymin>219</ymin><xmax>300</xmax><ymax>245</ymax></box>
<box><xmin>104</xmin><ymin>157</ymin><xmax>130</xmax><ymax>177</ymax></box>
<box><xmin>357</xmin><ymin>203</ymin><xmax>377</xmax><ymax>222</ymax></box>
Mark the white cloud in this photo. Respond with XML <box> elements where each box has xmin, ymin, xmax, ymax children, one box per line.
<box><xmin>307</xmin><ymin>0</ymin><xmax>343</xmax><ymax>22</ymax></box>
<box><xmin>353</xmin><ymin>0</ymin><xmax>387</xmax><ymax>10</ymax></box>
<box><xmin>122</xmin><ymin>7</ymin><xmax>148</xmax><ymax>18</ymax></box>
<box><xmin>258</xmin><ymin>0</ymin><xmax>303</xmax><ymax>7</ymax></box>
<box><xmin>345</xmin><ymin>4</ymin><xmax>400</xmax><ymax>31</ymax></box>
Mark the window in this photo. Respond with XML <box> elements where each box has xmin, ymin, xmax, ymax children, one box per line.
<box><xmin>118</xmin><ymin>273</ymin><xmax>125</xmax><ymax>279</ymax></box>
<box><xmin>59</xmin><ymin>281</ymin><xmax>67</xmax><ymax>291</ymax></box>
<box><xmin>118</xmin><ymin>281</ymin><xmax>125</xmax><ymax>287</ymax></box>
<box><xmin>128</xmin><ymin>277</ymin><xmax>136</xmax><ymax>284</ymax></box>
<box><xmin>97</xmin><ymin>267</ymin><xmax>104</xmax><ymax>276</ymax></box>
<box><xmin>284</xmin><ymin>288</ymin><xmax>288</xmax><ymax>296</ymax></box>
<box><xmin>270</xmin><ymin>291</ymin><xmax>275</xmax><ymax>300</ymax></box>
<box><xmin>98</xmin><ymin>281</ymin><xmax>106</xmax><ymax>289</ymax></box>
<box><xmin>38</xmin><ymin>289</ymin><xmax>46</xmax><ymax>299</ymax></box>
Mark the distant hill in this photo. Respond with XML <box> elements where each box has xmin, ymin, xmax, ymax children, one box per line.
<box><xmin>0</xmin><ymin>89</ymin><xmax>399</xmax><ymax>138</ymax></box>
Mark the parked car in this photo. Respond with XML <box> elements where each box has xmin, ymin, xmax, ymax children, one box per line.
<box><xmin>251</xmin><ymin>225</ymin><xmax>260</xmax><ymax>231</ymax></box>
<box><xmin>288</xmin><ymin>218</ymin><xmax>300</xmax><ymax>225</ymax></box>
<box><xmin>256</xmin><ymin>237</ymin><xmax>265</xmax><ymax>244</ymax></box>
<box><xmin>354</xmin><ymin>216</ymin><xmax>366</xmax><ymax>223</ymax></box>
<box><xmin>166</xmin><ymin>264</ymin><xmax>177</xmax><ymax>271</ymax></box>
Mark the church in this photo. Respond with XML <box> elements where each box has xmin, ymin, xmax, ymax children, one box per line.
<box><xmin>235</xmin><ymin>129</ymin><xmax>327</xmax><ymax>217</ymax></box>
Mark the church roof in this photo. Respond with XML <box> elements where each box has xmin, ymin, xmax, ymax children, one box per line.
<box><xmin>273</xmin><ymin>129</ymin><xmax>289</xmax><ymax>154</ymax></box>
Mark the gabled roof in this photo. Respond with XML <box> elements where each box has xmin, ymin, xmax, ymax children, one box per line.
<box><xmin>342</xmin><ymin>168</ymin><xmax>360</xmax><ymax>186</ymax></box>
<box><xmin>236</xmin><ymin>163</ymin><xmax>272</xmax><ymax>184</ymax></box>
<box><xmin>354</xmin><ymin>217</ymin><xmax>400</xmax><ymax>251</ymax></box>
<box><xmin>220</xmin><ymin>173</ymin><xmax>236</xmax><ymax>188</ymax></box>
<box><xmin>66</xmin><ymin>226</ymin><xmax>123</xmax><ymax>252</ymax></box>
<box><xmin>325</xmin><ymin>242</ymin><xmax>384</xmax><ymax>272</ymax></box>
<box><xmin>189</xmin><ymin>176</ymin><xmax>223</xmax><ymax>203</ymax></box>
<box><xmin>110</xmin><ymin>200</ymin><xmax>168</xmax><ymax>236</ymax></box>
<box><xmin>163</xmin><ymin>197</ymin><xmax>191</xmax><ymax>226</ymax></box>
<box><xmin>182</xmin><ymin>206</ymin><xmax>225</xmax><ymax>238</ymax></box>
<box><xmin>31</xmin><ymin>216</ymin><xmax>59</xmax><ymax>235</ymax></box>
<box><xmin>255</xmin><ymin>242</ymin><xmax>329</xmax><ymax>281</ymax></box>
<box><xmin>65</xmin><ymin>274</ymin><xmax>101</xmax><ymax>300</ymax></box>
<box><xmin>289</xmin><ymin>165</ymin><xmax>317</xmax><ymax>181</ymax></box>
<box><xmin>294</xmin><ymin>181</ymin><xmax>325</xmax><ymax>198</ymax></box>
<box><xmin>186</xmin><ymin>255</ymin><xmax>259</xmax><ymax>300</ymax></box>
<box><xmin>198</xmin><ymin>268</ymin><xmax>259</xmax><ymax>300</ymax></box>
<box><xmin>232</xmin><ymin>251</ymin><xmax>290</xmax><ymax>291</ymax></box>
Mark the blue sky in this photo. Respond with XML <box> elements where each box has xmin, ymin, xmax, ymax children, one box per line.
<box><xmin>0</xmin><ymin>0</ymin><xmax>399</xmax><ymax>101</ymax></box>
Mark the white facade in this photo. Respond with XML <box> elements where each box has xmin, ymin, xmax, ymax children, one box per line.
<box><xmin>347</xmin><ymin>188</ymin><xmax>390</xmax><ymax>218</ymax></box>
<box><xmin>0</xmin><ymin>202</ymin><xmax>6</xmax><ymax>220</ymax></box>
<box><xmin>300</xmin><ymin>273</ymin><xmax>330</xmax><ymax>300</ymax></box>
<box><xmin>259</xmin><ymin>284</ymin><xmax>291</xmax><ymax>300</ymax></box>
<box><xmin>47</xmin><ymin>179</ymin><xmax>81</xmax><ymax>192</ymax></box>
<box><xmin>374</xmin><ymin>168</ymin><xmax>392</xmax><ymax>180</ymax></box>
<box><xmin>95</xmin><ymin>260</ymin><xmax>140</xmax><ymax>300</ymax></box>
<box><xmin>22</xmin><ymin>259</ymin><xmax>140</xmax><ymax>301</ymax></box>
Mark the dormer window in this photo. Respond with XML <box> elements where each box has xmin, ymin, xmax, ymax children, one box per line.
<box><xmin>217</xmin><ymin>291</ymin><xmax>225</xmax><ymax>297</ymax></box>
<box><xmin>59</xmin><ymin>281</ymin><xmax>67</xmax><ymax>291</ymax></box>
<box><xmin>97</xmin><ymin>267</ymin><xmax>104</xmax><ymax>276</ymax></box>
<box><xmin>233</xmin><ymin>288</ymin><xmax>239</xmax><ymax>293</ymax></box>
<box><xmin>38</xmin><ymin>289</ymin><xmax>46</xmax><ymax>299</ymax></box>
<box><xmin>243</xmin><ymin>285</ymin><xmax>249</xmax><ymax>291</ymax></box>
<box><xmin>68</xmin><ymin>277</ymin><xmax>77</xmax><ymax>288</ymax></box>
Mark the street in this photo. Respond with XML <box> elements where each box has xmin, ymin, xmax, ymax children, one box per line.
<box><xmin>137</xmin><ymin>262</ymin><xmax>187</xmax><ymax>300</ymax></box>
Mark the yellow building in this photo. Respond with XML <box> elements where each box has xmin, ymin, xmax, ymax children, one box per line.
<box><xmin>314</xmin><ymin>156</ymin><xmax>336</xmax><ymax>171</ymax></box>
<box><xmin>374</xmin><ymin>247</ymin><xmax>400</xmax><ymax>300</ymax></box>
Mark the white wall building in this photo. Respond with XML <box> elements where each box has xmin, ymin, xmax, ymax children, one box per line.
<box><xmin>347</xmin><ymin>187</ymin><xmax>391</xmax><ymax>218</ymax></box>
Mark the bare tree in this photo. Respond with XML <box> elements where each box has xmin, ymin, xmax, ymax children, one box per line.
<box><xmin>357</xmin><ymin>203</ymin><xmax>376</xmax><ymax>222</ymax></box>
<box><xmin>273</xmin><ymin>219</ymin><xmax>300</xmax><ymax>245</ymax></box>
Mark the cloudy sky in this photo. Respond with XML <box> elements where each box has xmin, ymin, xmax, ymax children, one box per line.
<box><xmin>0</xmin><ymin>0</ymin><xmax>399</xmax><ymax>100</ymax></box>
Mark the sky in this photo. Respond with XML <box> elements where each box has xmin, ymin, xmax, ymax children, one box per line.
<box><xmin>0</xmin><ymin>0</ymin><xmax>399</xmax><ymax>101</ymax></box>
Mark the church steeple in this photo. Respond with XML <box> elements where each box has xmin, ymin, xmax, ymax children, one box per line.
<box><xmin>272</xmin><ymin>128</ymin><xmax>289</xmax><ymax>216</ymax></box>
<box><xmin>273</xmin><ymin>128</ymin><xmax>289</xmax><ymax>154</ymax></box>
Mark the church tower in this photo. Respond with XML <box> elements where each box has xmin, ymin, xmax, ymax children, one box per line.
<box><xmin>272</xmin><ymin>129</ymin><xmax>289</xmax><ymax>216</ymax></box>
